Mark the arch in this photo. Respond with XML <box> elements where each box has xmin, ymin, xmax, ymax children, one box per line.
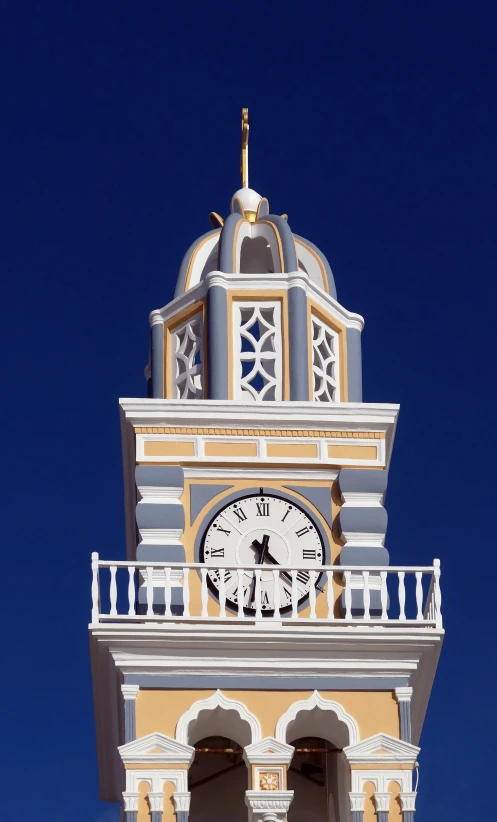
<box><xmin>175</xmin><ymin>230</ymin><xmax>221</xmax><ymax>296</ymax></box>
<box><xmin>275</xmin><ymin>691</ymin><xmax>359</xmax><ymax>747</ymax></box>
<box><xmin>175</xmin><ymin>689</ymin><xmax>262</xmax><ymax>747</ymax></box>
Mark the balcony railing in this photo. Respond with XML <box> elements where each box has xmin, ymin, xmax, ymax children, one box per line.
<box><xmin>90</xmin><ymin>554</ymin><xmax>442</xmax><ymax>629</ymax></box>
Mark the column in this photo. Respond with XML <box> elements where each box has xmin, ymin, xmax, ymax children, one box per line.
<box><xmin>400</xmin><ymin>792</ymin><xmax>417</xmax><ymax>822</ymax></box>
<box><xmin>121</xmin><ymin>684</ymin><xmax>139</xmax><ymax>743</ymax></box>
<box><xmin>206</xmin><ymin>278</ymin><xmax>229</xmax><ymax>399</ymax></box>
<box><xmin>374</xmin><ymin>792</ymin><xmax>391</xmax><ymax>822</ymax></box>
<box><xmin>173</xmin><ymin>791</ymin><xmax>191</xmax><ymax>822</ymax></box>
<box><xmin>148</xmin><ymin>791</ymin><xmax>164</xmax><ymax>822</ymax></box>
<box><xmin>149</xmin><ymin>315</ymin><xmax>164</xmax><ymax>398</ymax></box>
<box><xmin>122</xmin><ymin>792</ymin><xmax>139</xmax><ymax>822</ymax></box>
<box><xmin>346</xmin><ymin>326</ymin><xmax>363</xmax><ymax>401</ymax></box>
<box><xmin>395</xmin><ymin>687</ymin><xmax>413</xmax><ymax>743</ymax></box>
<box><xmin>245</xmin><ymin>791</ymin><xmax>294</xmax><ymax>822</ymax></box>
<box><xmin>349</xmin><ymin>791</ymin><xmax>366</xmax><ymax>822</ymax></box>
<box><xmin>287</xmin><ymin>277</ymin><xmax>310</xmax><ymax>400</ymax></box>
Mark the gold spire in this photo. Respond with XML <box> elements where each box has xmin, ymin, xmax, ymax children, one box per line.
<box><xmin>241</xmin><ymin>107</ymin><xmax>249</xmax><ymax>188</ymax></box>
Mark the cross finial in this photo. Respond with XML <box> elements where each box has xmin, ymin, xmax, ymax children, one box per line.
<box><xmin>241</xmin><ymin>107</ymin><xmax>249</xmax><ymax>188</ymax></box>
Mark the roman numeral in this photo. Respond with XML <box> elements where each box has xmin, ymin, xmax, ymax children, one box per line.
<box><xmin>296</xmin><ymin>571</ymin><xmax>310</xmax><ymax>586</ymax></box>
<box><xmin>233</xmin><ymin>508</ymin><xmax>247</xmax><ymax>522</ymax></box>
<box><xmin>216</xmin><ymin>524</ymin><xmax>231</xmax><ymax>536</ymax></box>
<box><xmin>281</xmin><ymin>507</ymin><xmax>292</xmax><ymax>522</ymax></box>
<box><xmin>295</xmin><ymin>526</ymin><xmax>310</xmax><ymax>538</ymax></box>
<box><xmin>261</xmin><ymin>591</ymin><xmax>270</xmax><ymax>606</ymax></box>
<box><xmin>256</xmin><ymin>502</ymin><xmax>270</xmax><ymax>516</ymax></box>
<box><xmin>302</xmin><ymin>549</ymin><xmax>317</xmax><ymax>560</ymax></box>
<box><xmin>210</xmin><ymin>547</ymin><xmax>224</xmax><ymax>557</ymax></box>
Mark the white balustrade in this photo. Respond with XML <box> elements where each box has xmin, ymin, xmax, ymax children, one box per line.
<box><xmin>89</xmin><ymin>554</ymin><xmax>443</xmax><ymax>629</ymax></box>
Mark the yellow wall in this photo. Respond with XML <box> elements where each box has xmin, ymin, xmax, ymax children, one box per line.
<box><xmin>135</xmin><ymin>688</ymin><xmax>399</xmax><ymax>742</ymax></box>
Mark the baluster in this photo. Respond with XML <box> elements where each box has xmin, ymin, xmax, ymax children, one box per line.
<box><xmin>146</xmin><ymin>566</ymin><xmax>154</xmax><ymax>616</ymax></box>
<box><xmin>237</xmin><ymin>569</ymin><xmax>244</xmax><ymax>619</ymax></box>
<box><xmin>200</xmin><ymin>568</ymin><xmax>208</xmax><ymax>617</ymax></box>
<box><xmin>380</xmin><ymin>571</ymin><xmax>388</xmax><ymax>620</ymax></box>
<box><xmin>164</xmin><ymin>567</ymin><xmax>172</xmax><ymax>617</ymax></box>
<box><xmin>183</xmin><ymin>568</ymin><xmax>190</xmax><ymax>617</ymax></box>
<box><xmin>219</xmin><ymin>569</ymin><xmax>226</xmax><ymax>618</ymax></box>
<box><xmin>273</xmin><ymin>569</ymin><xmax>280</xmax><ymax>619</ymax></box>
<box><xmin>326</xmin><ymin>571</ymin><xmax>334</xmax><ymax>619</ymax></box>
<box><xmin>309</xmin><ymin>570</ymin><xmax>316</xmax><ymax>619</ymax></box>
<box><xmin>110</xmin><ymin>565</ymin><xmax>117</xmax><ymax>616</ymax></box>
<box><xmin>398</xmin><ymin>571</ymin><xmax>406</xmax><ymax>621</ymax></box>
<box><xmin>128</xmin><ymin>566</ymin><xmax>135</xmax><ymax>616</ymax></box>
<box><xmin>434</xmin><ymin>558</ymin><xmax>442</xmax><ymax>629</ymax></box>
<box><xmin>255</xmin><ymin>569</ymin><xmax>262</xmax><ymax>619</ymax></box>
<box><xmin>362</xmin><ymin>571</ymin><xmax>370</xmax><ymax>621</ymax></box>
<box><xmin>344</xmin><ymin>571</ymin><xmax>352</xmax><ymax>619</ymax></box>
<box><xmin>291</xmin><ymin>569</ymin><xmax>298</xmax><ymax>618</ymax></box>
<box><xmin>415</xmin><ymin>571</ymin><xmax>423</xmax><ymax>621</ymax></box>
<box><xmin>91</xmin><ymin>552</ymin><xmax>100</xmax><ymax>624</ymax></box>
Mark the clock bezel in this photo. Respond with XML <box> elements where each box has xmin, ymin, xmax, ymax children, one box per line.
<box><xmin>198</xmin><ymin>489</ymin><xmax>327</xmax><ymax>616</ymax></box>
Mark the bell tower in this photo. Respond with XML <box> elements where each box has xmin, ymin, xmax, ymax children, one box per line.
<box><xmin>90</xmin><ymin>110</ymin><xmax>443</xmax><ymax>822</ymax></box>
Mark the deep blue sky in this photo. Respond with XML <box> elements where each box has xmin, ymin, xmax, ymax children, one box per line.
<box><xmin>2</xmin><ymin>2</ymin><xmax>496</xmax><ymax>819</ymax></box>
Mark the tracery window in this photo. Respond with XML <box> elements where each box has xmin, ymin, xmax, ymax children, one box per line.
<box><xmin>311</xmin><ymin>314</ymin><xmax>339</xmax><ymax>402</ymax></box>
<box><xmin>233</xmin><ymin>301</ymin><xmax>282</xmax><ymax>401</ymax></box>
<box><xmin>172</xmin><ymin>312</ymin><xmax>203</xmax><ymax>399</ymax></box>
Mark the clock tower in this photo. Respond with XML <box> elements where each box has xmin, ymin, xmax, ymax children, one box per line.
<box><xmin>90</xmin><ymin>111</ymin><xmax>443</xmax><ymax>822</ymax></box>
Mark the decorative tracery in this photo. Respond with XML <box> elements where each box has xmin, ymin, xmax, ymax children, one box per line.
<box><xmin>311</xmin><ymin>314</ymin><xmax>339</xmax><ymax>402</ymax></box>
<box><xmin>233</xmin><ymin>301</ymin><xmax>282</xmax><ymax>401</ymax></box>
<box><xmin>172</xmin><ymin>313</ymin><xmax>203</xmax><ymax>399</ymax></box>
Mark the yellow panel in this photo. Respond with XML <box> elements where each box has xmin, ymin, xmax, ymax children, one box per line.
<box><xmin>328</xmin><ymin>444</ymin><xmax>377</xmax><ymax>460</ymax></box>
<box><xmin>388</xmin><ymin>781</ymin><xmax>403</xmax><ymax>822</ymax></box>
<box><xmin>144</xmin><ymin>440</ymin><xmax>195</xmax><ymax>457</ymax></box>
<box><xmin>205</xmin><ymin>441</ymin><xmax>258</xmax><ymax>457</ymax></box>
<box><xmin>266</xmin><ymin>442</ymin><xmax>318</xmax><ymax>459</ymax></box>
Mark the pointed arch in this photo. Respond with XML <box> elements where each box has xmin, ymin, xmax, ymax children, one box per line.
<box><xmin>175</xmin><ymin>689</ymin><xmax>262</xmax><ymax>746</ymax></box>
<box><xmin>275</xmin><ymin>690</ymin><xmax>359</xmax><ymax>746</ymax></box>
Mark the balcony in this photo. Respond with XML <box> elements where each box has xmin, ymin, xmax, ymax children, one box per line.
<box><xmin>90</xmin><ymin>555</ymin><xmax>442</xmax><ymax>629</ymax></box>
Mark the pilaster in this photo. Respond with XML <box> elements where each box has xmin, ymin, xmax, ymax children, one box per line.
<box><xmin>121</xmin><ymin>684</ymin><xmax>139</xmax><ymax>743</ymax></box>
<box><xmin>395</xmin><ymin>687</ymin><xmax>413</xmax><ymax>743</ymax></box>
<box><xmin>400</xmin><ymin>791</ymin><xmax>417</xmax><ymax>821</ymax></box>
<box><xmin>349</xmin><ymin>791</ymin><xmax>366</xmax><ymax>822</ymax></box>
<box><xmin>148</xmin><ymin>791</ymin><xmax>164</xmax><ymax>822</ymax></box>
<box><xmin>374</xmin><ymin>792</ymin><xmax>391</xmax><ymax>822</ymax></box>
<box><xmin>122</xmin><ymin>791</ymin><xmax>139</xmax><ymax>822</ymax></box>
<box><xmin>206</xmin><ymin>282</ymin><xmax>229</xmax><ymax>399</ymax></box>
<box><xmin>287</xmin><ymin>281</ymin><xmax>309</xmax><ymax>400</ymax></box>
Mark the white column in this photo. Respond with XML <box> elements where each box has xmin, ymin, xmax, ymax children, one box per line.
<box><xmin>121</xmin><ymin>684</ymin><xmax>140</xmax><ymax>743</ymax></box>
<box><xmin>173</xmin><ymin>790</ymin><xmax>191</xmax><ymax>822</ymax></box>
<box><xmin>400</xmin><ymin>791</ymin><xmax>417</xmax><ymax>821</ymax></box>
<box><xmin>349</xmin><ymin>791</ymin><xmax>366</xmax><ymax>822</ymax></box>
<box><xmin>374</xmin><ymin>791</ymin><xmax>391</xmax><ymax>822</ymax></box>
<box><xmin>148</xmin><ymin>791</ymin><xmax>164</xmax><ymax>822</ymax></box>
<box><xmin>395</xmin><ymin>686</ymin><xmax>413</xmax><ymax>743</ymax></box>
<box><xmin>245</xmin><ymin>790</ymin><xmax>294</xmax><ymax>822</ymax></box>
<box><xmin>122</xmin><ymin>791</ymin><xmax>139</xmax><ymax>822</ymax></box>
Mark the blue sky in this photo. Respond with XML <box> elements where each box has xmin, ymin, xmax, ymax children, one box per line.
<box><xmin>1</xmin><ymin>1</ymin><xmax>496</xmax><ymax>819</ymax></box>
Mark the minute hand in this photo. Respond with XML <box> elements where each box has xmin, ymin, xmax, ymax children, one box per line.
<box><xmin>264</xmin><ymin>550</ymin><xmax>325</xmax><ymax>593</ymax></box>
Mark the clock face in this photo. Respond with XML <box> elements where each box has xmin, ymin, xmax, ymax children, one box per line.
<box><xmin>200</xmin><ymin>492</ymin><xmax>325</xmax><ymax>613</ymax></box>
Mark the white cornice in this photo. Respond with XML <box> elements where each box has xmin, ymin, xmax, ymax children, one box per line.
<box><xmin>118</xmin><ymin>732</ymin><xmax>195</xmax><ymax>765</ymax></box>
<box><xmin>344</xmin><ymin>732</ymin><xmax>420</xmax><ymax>765</ymax></box>
<box><xmin>244</xmin><ymin>737</ymin><xmax>295</xmax><ymax>766</ymax></box>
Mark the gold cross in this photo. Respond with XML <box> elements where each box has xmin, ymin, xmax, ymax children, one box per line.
<box><xmin>241</xmin><ymin>107</ymin><xmax>249</xmax><ymax>188</ymax></box>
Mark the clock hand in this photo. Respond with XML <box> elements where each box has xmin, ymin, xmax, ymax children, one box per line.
<box><xmin>248</xmin><ymin>535</ymin><xmax>270</xmax><ymax>606</ymax></box>
<box><xmin>264</xmin><ymin>549</ymin><xmax>325</xmax><ymax>594</ymax></box>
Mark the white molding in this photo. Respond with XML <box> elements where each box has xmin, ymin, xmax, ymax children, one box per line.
<box><xmin>244</xmin><ymin>737</ymin><xmax>295</xmax><ymax>766</ymax></box>
<box><xmin>400</xmin><ymin>791</ymin><xmax>417</xmax><ymax>812</ymax></box>
<box><xmin>275</xmin><ymin>690</ymin><xmax>359</xmax><ymax>745</ymax></box>
<box><xmin>175</xmin><ymin>689</ymin><xmax>262</xmax><ymax>745</ymax></box>
<box><xmin>395</xmin><ymin>686</ymin><xmax>413</xmax><ymax>703</ymax></box>
<box><xmin>121</xmin><ymin>684</ymin><xmax>139</xmax><ymax>701</ymax></box>
<box><xmin>245</xmin><ymin>789</ymin><xmax>294</xmax><ymax>821</ymax></box>
<box><xmin>148</xmin><ymin>792</ymin><xmax>165</xmax><ymax>813</ymax></box>
<box><xmin>138</xmin><ymin>528</ymin><xmax>183</xmax><ymax>544</ymax></box>
<box><xmin>122</xmin><ymin>792</ymin><xmax>140</xmax><ymax>812</ymax></box>
<box><xmin>340</xmin><ymin>492</ymin><xmax>385</xmax><ymax>507</ymax></box>
<box><xmin>350</xmin><ymin>769</ymin><xmax>412</xmax><ymax>794</ymax></box>
<box><xmin>349</xmin><ymin>792</ymin><xmax>366</xmax><ymax>812</ymax></box>
<box><xmin>339</xmin><ymin>531</ymin><xmax>385</xmax><ymax>547</ymax></box>
<box><xmin>119</xmin><ymin>732</ymin><xmax>195</xmax><ymax>765</ymax></box>
<box><xmin>344</xmin><ymin>733</ymin><xmax>420</xmax><ymax>765</ymax></box>
<box><xmin>374</xmin><ymin>792</ymin><xmax>391</xmax><ymax>812</ymax></box>
<box><xmin>125</xmin><ymin>768</ymin><xmax>188</xmax><ymax>794</ymax></box>
<box><xmin>137</xmin><ymin>487</ymin><xmax>183</xmax><ymax>502</ymax></box>
<box><xmin>173</xmin><ymin>792</ymin><xmax>191</xmax><ymax>812</ymax></box>
<box><xmin>183</xmin><ymin>468</ymin><xmax>339</xmax><ymax>481</ymax></box>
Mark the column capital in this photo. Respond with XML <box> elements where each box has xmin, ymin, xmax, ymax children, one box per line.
<box><xmin>374</xmin><ymin>792</ymin><xmax>391</xmax><ymax>812</ymax></box>
<box><xmin>400</xmin><ymin>792</ymin><xmax>417</xmax><ymax>812</ymax></box>
<box><xmin>122</xmin><ymin>792</ymin><xmax>140</xmax><ymax>812</ymax></box>
<box><xmin>395</xmin><ymin>686</ymin><xmax>413</xmax><ymax>702</ymax></box>
<box><xmin>349</xmin><ymin>792</ymin><xmax>366</xmax><ymax>812</ymax></box>
<box><xmin>173</xmin><ymin>792</ymin><xmax>191</xmax><ymax>813</ymax></box>
<box><xmin>245</xmin><ymin>789</ymin><xmax>294</xmax><ymax>822</ymax></box>
<box><xmin>148</xmin><ymin>791</ymin><xmax>164</xmax><ymax>813</ymax></box>
<box><xmin>121</xmin><ymin>684</ymin><xmax>140</xmax><ymax>701</ymax></box>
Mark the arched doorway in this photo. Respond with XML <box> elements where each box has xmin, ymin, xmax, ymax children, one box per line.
<box><xmin>188</xmin><ymin>735</ymin><xmax>247</xmax><ymax>822</ymax></box>
<box><xmin>287</xmin><ymin>736</ymin><xmax>342</xmax><ymax>822</ymax></box>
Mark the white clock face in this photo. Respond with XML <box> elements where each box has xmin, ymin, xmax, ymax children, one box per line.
<box><xmin>200</xmin><ymin>492</ymin><xmax>325</xmax><ymax>613</ymax></box>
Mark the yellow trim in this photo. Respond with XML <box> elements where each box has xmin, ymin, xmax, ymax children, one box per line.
<box><xmin>296</xmin><ymin>237</ymin><xmax>330</xmax><ymax>293</ymax></box>
<box><xmin>266</xmin><ymin>442</ymin><xmax>318</xmax><ymax>459</ymax></box>
<box><xmin>308</xmin><ymin>299</ymin><xmax>349</xmax><ymax>401</ymax></box>
<box><xmin>328</xmin><ymin>444</ymin><xmax>377</xmax><ymax>460</ymax></box>
<box><xmin>135</xmin><ymin>427</ymin><xmax>385</xmax><ymax>439</ymax></box>
<box><xmin>183</xmin><ymin>230</ymin><xmax>221</xmax><ymax>293</ymax></box>
<box><xmin>227</xmin><ymin>290</ymin><xmax>290</xmax><ymax>401</ymax></box>
<box><xmin>204</xmin><ymin>441</ymin><xmax>258</xmax><ymax>457</ymax></box>
<box><xmin>144</xmin><ymin>441</ymin><xmax>196</xmax><ymax>457</ymax></box>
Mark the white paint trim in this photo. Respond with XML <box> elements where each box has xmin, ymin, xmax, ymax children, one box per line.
<box><xmin>350</xmin><ymin>769</ymin><xmax>412</xmax><ymax>794</ymax></box>
<box><xmin>244</xmin><ymin>736</ymin><xmax>295</xmax><ymax>766</ymax></box>
<box><xmin>275</xmin><ymin>690</ymin><xmax>359</xmax><ymax>745</ymax></box>
<box><xmin>119</xmin><ymin>732</ymin><xmax>195</xmax><ymax>765</ymax></box>
<box><xmin>183</xmin><ymin>468</ymin><xmax>339</xmax><ymax>481</ymax></box>
<box><xmin>175</xmin><ymin>688</ymin><xmax>262</xmax><ymax>745</ymax></box>
<box><xmin>395</xmin><ymin>687</ymin><xmax>413</xmax><ymax>703</ymax></box>
<box><xmin>125</xmin><ymin>768</ymin><xmax>188</xmax><ymax>794</ymax></box>
<box><xmin>121</xmin><ymin>684</ymin><xmax>139</xmax><ymax>701</ymax></box>
<box><xmin>344</xmin><ymin>732</ymin><xmax>419</xmax><ymax>765</ymax></box>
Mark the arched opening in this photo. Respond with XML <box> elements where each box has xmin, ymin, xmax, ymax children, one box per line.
<box><xmin>188</xmin><ymin>735</ymin><xmax>247</xmax><ymax>822</ymax></box>
<box><xmin>288</xmin><ymin>736</ymin><xmax>337</xmax><ymax>822</ymax></box>
<box><xmin>239</xmin><ymin>235</ymin><xmax>275</xmax><ymax>273</ymax></box>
